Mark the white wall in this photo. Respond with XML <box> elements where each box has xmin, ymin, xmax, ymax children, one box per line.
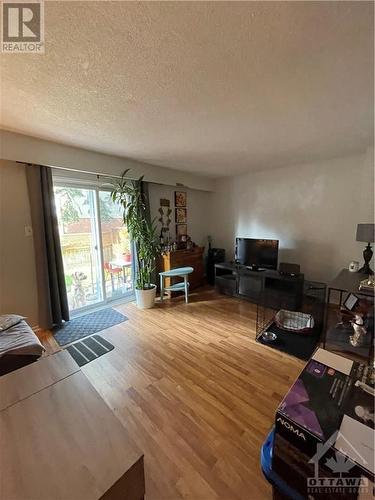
<box><xmin>0</xmin><ymin>130</ymin><xmax>214</xmax><ymax>192</ymax></box>
<box><xmin>148</xmin><ymin>183</ymin><xmax>212</xmax><ymax>250</ymax></box>
<box><xmin>0</xmin><ymin>160</ymin><xmax>39</xmax><ymax>326</ymax></box>
<box><xmin>210</xmin><ymin>149</ymin><xmax>374</xmax><ymax>283</ymax></box>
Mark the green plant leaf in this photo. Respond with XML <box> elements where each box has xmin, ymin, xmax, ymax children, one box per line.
<box><xmin>111</xmin><ymin>171</ymin><xmax>161</xmax><ymax>290</ymax></box>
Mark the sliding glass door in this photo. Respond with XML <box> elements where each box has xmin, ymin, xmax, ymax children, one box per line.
<box><xmin>54</xmin><ymin>183</ymin><xmax>133</xmax><ymax>314</ymax></box>
<box><xmin>98</xmin><ymin>190</ymin><xmax>134</xmax><ymax>300</ymax></box>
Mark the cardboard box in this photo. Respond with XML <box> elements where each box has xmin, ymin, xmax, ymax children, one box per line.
<box><xmin>273</xmin><ymin>348</ymin><xmax>374</xmax><ymax>498</ymax></box>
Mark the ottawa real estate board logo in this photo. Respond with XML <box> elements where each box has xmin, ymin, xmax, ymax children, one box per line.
<box><xmin>307</xmin><ymin>430</ymin><xmax>370</xmax><ymax>496</ymax></box>
<box><xmin>1</xmin><ymin>0</ymin><xmax>44</xmax><ymax>53</ymax></box>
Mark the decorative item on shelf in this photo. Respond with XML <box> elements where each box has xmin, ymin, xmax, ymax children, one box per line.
<box><xmin>162</xmin><ymin>241</ymin><xmax>176</xmax><ymax>254</ymax></box>
<box><xmin>350</xmin><ymin>314</ymin><xmax>367</xmax><ymax>347</ymax></box>
<box><xmin>175</xmin><ymin>191</ymin><xmax>187</xmax><ymax>207</ymax></box>
<box><xmin>186</xmin><ymin>236</ymin><xmax>193</xmax><ymax>250</ymax></box>
<box><xmin>177</xmin><ymin>233</ymin><xmax>188</xmax><ymax>250</ymax></box>
<box><xmin>356</xmin><ymin>223</ymin><xmax>374</xmax><ymax>275</ymax></box>
<box><xmin>336</xmin><ymin>294</ymin><xmax>373</xmax><ymax>347</ymax></box>
<box><xmin>175</xmin><ymin>207</ymin><xmax>187</xmax><ymax>224</ymax></box>
<box><xmin>349</xmin><ymin>297</ymin><xmax>373</xmax><ymax>347</ymax></box>
<box><xmin>158</xmin><ymin>198</ymin><xmax>172</xmax><ymax>244</ymax></box>
<box><xmin>349</xmin><ymin>260</ymin><xmax>360</xmax><ymax>272</ymax></box>
<box><xmin>208</xmin><ymin>235</ymin><xmax>212</xmax><ymax>250</ymax></box>
<box><xmin>176</xmin><ymin>223</ymin><xmax>187</xmax><ymax>239</ymax></box>
<box><xmin>359</xmin><ymin>275</ymin><xmax>375</xmax><ymax>291</ymax></box>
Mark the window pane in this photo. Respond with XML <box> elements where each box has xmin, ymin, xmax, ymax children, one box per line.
<box><xmin>99</xmin><ymin>191</ymin><xmax>133</xmax><ymax>299</ymax></box>
<box><xmin>54</xmin><ymin>186</ymin><xmax>103</xmax><ymax>312</ymax></box>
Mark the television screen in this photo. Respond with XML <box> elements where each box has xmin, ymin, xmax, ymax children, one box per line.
<box><xmin>235</xmin><ymin>238</ymin><xmax>279</xmax><ymax>269</ymax></box>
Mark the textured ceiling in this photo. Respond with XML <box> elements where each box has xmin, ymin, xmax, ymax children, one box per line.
<box><xmin>0</xmin><ymin>1</ymin><xmax>373</xmax><ymax>177</ymax></box>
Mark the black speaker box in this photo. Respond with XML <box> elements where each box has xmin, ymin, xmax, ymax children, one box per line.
<box><xmin>278</xmin><ymin>262</ymin><xmax>300</xmax><ymax>276</ymax></box>
<box><xmin>207</xmin><ymin>248</ymin><xmax>226</xmax><ymax>285</ymax></box>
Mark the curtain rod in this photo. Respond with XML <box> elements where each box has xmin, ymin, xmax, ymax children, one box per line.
<box><xmin>17</xmin><ymin>161</ymin><xmax>125</xmax><ymax>180</ymax></box>
<box><xmin>16</xmin><ymin>161</ymin><xmax>188</xmax><ymax>187</ymax></box>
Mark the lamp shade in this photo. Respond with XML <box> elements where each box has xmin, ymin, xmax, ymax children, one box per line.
<box><xmin>356</xmin><ymin>223</ymin><xmax>375</xmax><ymax>243</ymax></box>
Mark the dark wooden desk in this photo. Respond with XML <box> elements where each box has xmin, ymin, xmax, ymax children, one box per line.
<box><xmin>323</xmin><ymin>269</ymin><xmax>374</xmax><ymax>362</ymax></box>
<box><xmin>327</xmin><ymin>268</ymin><xmax>374</xmax><ymax>307</ymax></box>
<box><xmin>157</xmin><ymin>246</ymin><xmax>204</xmax><ymax>294</ymax></box>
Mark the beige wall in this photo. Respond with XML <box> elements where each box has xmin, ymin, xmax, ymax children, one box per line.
<box><xmin>210</xmin><ymin>149</ymin><xmax>374</xmax><ymax>283</ymax></box>
<box><xmin>0</xmin><ymin>130</ymin><xmax>214</xmax><ymax>192</ymax></box>
<box><xmin>0</xmin><ymin>160</ymin><xmax>212</xmax><ymax>327</ymax></box>
<box><xmin>0</xmin><ymin>160</ymin><xmax>39</xmax><ymax>327</ymax></box>
<box><xmin>148</xmin><ymin>183</ymin><xmax>212</xmax><ymax>250</ymax></box>
<box><xmin>1</xmin><ymin>143</ymin><xmax>373</xmax><ymax>326</ymax></box>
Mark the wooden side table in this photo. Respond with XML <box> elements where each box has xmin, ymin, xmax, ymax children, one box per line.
<box><xmin>159</xmin><ymin>266</ymin><xmax>194</xmax><ymax>304</ymax></box>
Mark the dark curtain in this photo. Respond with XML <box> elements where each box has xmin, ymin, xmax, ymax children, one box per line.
<box><xmin>26</xmin><ymin>165</ymin><xmax>69</xmax><ymax>329</ymax></box>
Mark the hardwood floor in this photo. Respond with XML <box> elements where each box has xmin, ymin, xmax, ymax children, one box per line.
<box><xmin>40</xmin><ymin>287</ymin><xmax>303</xmax><ymax>500</ymax></box>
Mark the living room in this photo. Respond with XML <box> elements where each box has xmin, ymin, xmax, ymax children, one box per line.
<box><xmin>0</xmin><ymin>2</ymin><xmax>374</xmax><ymax>499</ymax></box>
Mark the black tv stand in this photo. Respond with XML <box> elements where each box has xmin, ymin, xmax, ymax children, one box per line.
<box><xmin>246</xmin><ymin>266</ymin><xmax>266</xmax><ymax>272</ymax></box>
<box><xmin>215</xmin><ymin>262</ymin><xmax>304</xmax><ymax>309</ymax></box>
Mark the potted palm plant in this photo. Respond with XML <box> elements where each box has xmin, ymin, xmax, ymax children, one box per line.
<box><xmin>111</xmin><ymin>170</ymin><xmax>160</xmax><ymax>309</ymax></box>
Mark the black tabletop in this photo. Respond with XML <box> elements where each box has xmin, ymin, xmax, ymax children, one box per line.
<box><xmin>328</xmin><ymin>269</ymin><xmax>374</xmax><ymax>297</ymax></box>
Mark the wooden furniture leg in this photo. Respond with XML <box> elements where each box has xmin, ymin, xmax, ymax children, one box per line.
<box><xmin>184</xmin><ymin>275</ymin><xmax>189</xmax><ymax>304</ymax></box>
<box><xmin>160</xmin><ymin>274</ymin><xmax>164</xmax><ymax>302</ymax></box>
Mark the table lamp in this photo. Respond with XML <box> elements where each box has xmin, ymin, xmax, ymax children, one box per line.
<box><xmin>356</xmin><ymin>223</ymin><xmax>375</xmax><ymax>275</ymax></box>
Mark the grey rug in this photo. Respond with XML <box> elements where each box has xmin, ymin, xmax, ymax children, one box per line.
<box><xmin>54</xmin><ymin>307</ymin><xmax>128</xmax><ymax>346</ymax></box>
<box><xmin>66</xmin><ymin>335</ymin><xmax>114</xmax><ymax>367</ymax></box>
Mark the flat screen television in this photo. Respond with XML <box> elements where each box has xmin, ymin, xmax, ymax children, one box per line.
<box><xmin>235</xmin><ymin>238</ymin><xmax>279</xmax><ymax>270</ymax></box>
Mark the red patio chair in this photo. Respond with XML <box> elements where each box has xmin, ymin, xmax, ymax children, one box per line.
<box><xmin>104</xmin><ymin>262</ymin><xmax>122</xmax><ymax>291</ymax></box>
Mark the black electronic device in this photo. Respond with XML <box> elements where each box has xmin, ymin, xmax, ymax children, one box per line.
<box><xmin>278</xmin><ymin>262</ymin><xmax>301</xmax><ymax>277</ymax></box>
<box><xmin>235</xmin><ymin>238</ymin><xmax>279</xmax><ymax>270</ymax></box>
<box><xmin>207</xmin><ymin>248</ymin><xmax>226</xmax><ymax>285</ymax></box>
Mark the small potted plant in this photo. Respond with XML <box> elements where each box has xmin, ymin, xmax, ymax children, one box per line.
<box><xmin>111</xmin><ymin>170</ymin><xmax>160</xmax><ymax>309</ymax></box>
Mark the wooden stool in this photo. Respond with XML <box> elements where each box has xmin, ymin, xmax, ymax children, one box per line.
<box><xmin>159</xmin><ymin>266</ymin><xmax>194</xmax><ymax>304</ymax></box>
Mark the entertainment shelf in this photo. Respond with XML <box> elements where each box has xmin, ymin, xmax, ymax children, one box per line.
<box><xmin>214</xmin><ymin>262</ymin><xmax>304</xmax><ymax>309</ymax></box>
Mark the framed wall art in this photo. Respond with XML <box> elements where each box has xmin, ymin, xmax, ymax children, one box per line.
<box><xmin>175</xmin><ymin>207</ymin><xmax>187</xmax><ymax>224</ymax></box>
<box><xmin>175</xmin><ymin>191</ymin><xmax>187</xmax><ymax>207</ymax></box>
<box><xmin>176</xmin><ymin>224</ymin><xmax>187</xmax><ymax>238</ymax></box>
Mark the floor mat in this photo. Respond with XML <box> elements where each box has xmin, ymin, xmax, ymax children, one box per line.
<box><xmin>66</xmin><ymin>334</ymin><xmax>114</xmax><ymax>366</ymax></box>
<box><xmin>54</xmin><ymin>307</ymin><xmax>127</xmax><ymax>346</ymax></box>
<box><xmin>256</xmin><ymin>322</ymin><xmax>320</xmax><ymax>361</ymax></box>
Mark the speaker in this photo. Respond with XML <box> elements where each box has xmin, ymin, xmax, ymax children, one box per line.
<box><xmin>278</xmin><ymin>262</ymin><xmax>300</xmax><ymax>276</ymax></box>
<box><xmin>207</xmin><ymin>248</ymin><xmax>226</xmax><ymax>285</ymax></box>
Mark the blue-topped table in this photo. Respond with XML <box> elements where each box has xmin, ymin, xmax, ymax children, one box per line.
<box><xmin>159</xmin><ymin>266</ymin><xmax>194</xmax><ymax>304</ymax></box>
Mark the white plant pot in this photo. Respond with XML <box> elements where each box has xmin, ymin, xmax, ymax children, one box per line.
<box><xmin>135</xmin><ymin>285</ymin><xmax>156</xmax><ymax>309</ymax></box>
